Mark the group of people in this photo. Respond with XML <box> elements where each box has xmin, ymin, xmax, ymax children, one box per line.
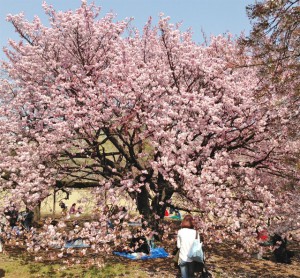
<box><xmin>165</xmin><ymin>207</ymin><xmax>182</xmax><ymax>220</ymax></box>
<box><xmin>0</xmin><ymin>205</ymin><xmax>34</xmax><ymax>253</ymax></box>
<box><xmin>59</xmin><ymin>202</ymin><xmax>83</xmax><ymax>216</ymax></box>
<box><xmin>1</xmin><ymin>200</ymin><xmax>294</xmax><ymax>277</ymax></box>
<box><xmin>257</xmin><ymin>227</ymin><xmax>294</xmax><ymax>264</ymax></box>
<box><xmin>2</xmin><ymin>205</ymin><xmax>34</xmax><ymax>231</ymax></box>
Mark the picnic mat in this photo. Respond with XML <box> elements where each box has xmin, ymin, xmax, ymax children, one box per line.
<box><xmin>64</xmin><ymin>238</ymin><xmax>90</xmax><ymax>248</ymax></box>
<box><xmin>113</xmin><ymin>247</ymin><xmax>169</xmax><ymax>260</ymax></box>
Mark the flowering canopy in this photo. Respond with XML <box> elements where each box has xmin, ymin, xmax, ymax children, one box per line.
<box><xmin>0</xmin><ymin>2</ymin><xmax>299</xmax><ymax>255</ymax></box>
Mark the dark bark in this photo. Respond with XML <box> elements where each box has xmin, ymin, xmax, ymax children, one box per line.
<box><xmin>134</xmin><ymin>173</ymin><xmax>174</xmax><ymax>239</ymax></box>
<box><xmin>33</xmin><ymin>202</ymin><xmax>41</xmax><ymax>222</ymax></box>
<box><xmin>136</xmin><ymin>185</ymin><xmax>151</xmax><ymax>217</ymax></box>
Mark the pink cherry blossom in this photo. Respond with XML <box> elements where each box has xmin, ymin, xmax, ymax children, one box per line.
<box><xmin>0</xmin><ymin>1</ymin><xmax>299</xmax><ymax>257</ymax></box>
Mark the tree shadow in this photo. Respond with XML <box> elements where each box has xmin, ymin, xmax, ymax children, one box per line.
<box><xmin>206</xmin><ymin>241</ymin><xmax>300</xmax><ymax>278</ymax></box>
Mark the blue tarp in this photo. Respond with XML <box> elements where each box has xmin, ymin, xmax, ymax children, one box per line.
<box><xmin>114</xmin><ymin>247</ymin><xmax>169</xmax><ymax>260</ymax></box>
<box><xmin>128</xmin><ymin>222</ymin><xmax>142</xmax><ymax>227</ymax></box>
<box><xmin>64</xmin><ymin>238</ymin><xmax>90</xmax><ymax>248</ymax></box>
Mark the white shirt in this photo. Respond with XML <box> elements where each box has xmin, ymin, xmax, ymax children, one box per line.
<box><xmin>177</xmin><ymin>228</ymin><xmax>199</xmax><ymax>262</ymax></box>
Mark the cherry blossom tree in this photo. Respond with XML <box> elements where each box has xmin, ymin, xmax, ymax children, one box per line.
<box><xmin>243</xmin><ymin>0</ymin><xmax>300</xmax><ymax>237</ymax></box>
<box><xmin>0</xmin><ymin>2</ymin><xmax>299</xmax><ymax>256</ymax></box>
<box><xmin>245</xmin><ymin>0</ymin><xmax>299</xmax><ymax>76</ymax></box>
<box><xmin>243</xmin><ymin>0</ymin><xmax>299</xmax><ymax>127</ymax></box>
<box><xmin>214</xmin><ymin>0</ymin><xmax>300</xmax><ymax>242</ymax></box>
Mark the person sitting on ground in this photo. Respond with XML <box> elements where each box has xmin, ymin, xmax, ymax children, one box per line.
<box><xmin>256</xmin><ymin>227</ymin><xmax>271</xmax><ymax>259</ymax></box>
<box><xmin>164</xmin><ymin>209</ymin><xmax>169</xmax><ymax>217</ymax></box>
<box><xmin>170</xmin><ymin>209</ymin><xmax>182</xmax><ymax>220</ymax></box>
<box><xmin>4</xmin><ymin>205</ymin><xmax>19</xmax><ymax>228</ymax></box>
<box><xmin>75</xmin><ymin>206</ymin><xmax>83</xmax><ymax>217</ymax></box>
<box><xmin>271</xmin><ymin>234</ymin><xmax>294</xmax><ymax>264</ymax></box>
<box><xmin>175</xmin><ymin>210</ymin><xmax>181</xmax><ymax>219</ymax></box>
<box><xmin>59</xmin><ymin>201</ymin><xmax>67</xmax><ymax>215</ymax></box>
<box><xmin>129</xmin><ymin>228</ymin><xmax>151</xmax><ymax>255</ymax></box>
<box><xmin>69</xmin><ymin>203</ymin><xmax>76</xmax><ymax>215</ymax></box>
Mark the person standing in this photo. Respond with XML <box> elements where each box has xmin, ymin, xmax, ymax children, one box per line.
<box><xmin>177</xmin><ymin>214</ymin><xmax>198</xmax><ymax>278</ymax></box>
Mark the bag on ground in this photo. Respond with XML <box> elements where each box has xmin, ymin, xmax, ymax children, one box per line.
<box><xmin>201</xmin><ymin>265</ymin><xmax>213</xmax><ymax>278</ymax></box>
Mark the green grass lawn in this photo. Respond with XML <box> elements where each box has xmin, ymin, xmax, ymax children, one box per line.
<box><xmin>0</xmin><ymin>253</ymin><xmax>148</xmax><ymax>278</ymax></box>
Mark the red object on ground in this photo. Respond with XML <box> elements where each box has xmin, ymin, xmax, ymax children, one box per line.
<box><xmin>164</xmin><ymin>209</ymin><xmax>169</xmax><ymax>217</ymax></box>
<box><xmin>258</xmin><ymin>229</ymin><xmax>268</xmax><ymax>241</ymax></box>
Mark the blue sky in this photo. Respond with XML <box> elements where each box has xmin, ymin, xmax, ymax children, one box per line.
<box><xmin>0</xmin><ymin>0</ymin><xmax>255</xmax><ymax>60</ymax></box>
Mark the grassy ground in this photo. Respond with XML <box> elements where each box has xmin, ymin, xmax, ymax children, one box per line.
<box><xmin>40</xmin><ymin>189</ymin><xmax>136</xmax><ymax>216</ymax></box>
<box><xmin>0</xmin><ymin>253</ymin><xmax>148</xmax><ymax>278</ymax></box>
<box><xmin>40</xmin><ymin>189</ymin><xmax>95</xmax><ymax>215</ymax></box>
<box><xmin>1</xmin><ymin>237</ymin><xmax>300</xmax><ymax>278</ymax></box>
<box><xmin>1</xmin><ymin>198</ymin><xmax>300</xmax><ymax>278</ymax></box>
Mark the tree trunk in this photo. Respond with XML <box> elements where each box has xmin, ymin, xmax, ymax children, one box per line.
<box><xmin>33</xmin><ymin>202</ymin><xmax>41</xmax><ymax>222</ymax></box>
<box><xmin>52</xmin><ymin>189</ymin><xmax>56</xmax><ymax>217</ymax></box>
<box><xmin>135</xmin><ymin>175</ymin><xmax>174</xmax><ymax>240</ymax></box>
<box><xmin>136</xmin><ymin>185</ymin><xmax>151</xmax><ymax>218</ymax></box>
